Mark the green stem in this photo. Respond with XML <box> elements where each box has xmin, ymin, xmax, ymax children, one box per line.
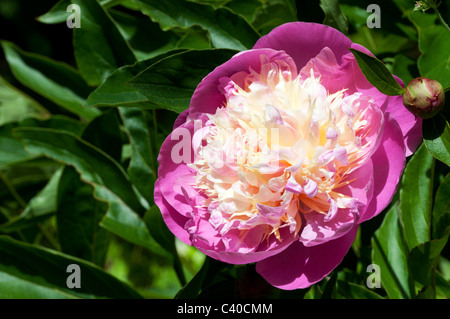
<box><xmin>433</xmin><ymin>3</ymin><xmax>450</xmax><ymax>32</ymax></box>
<box><xmin>0</xmin><ymin>170</ymin><xmax>27</xmax><ymax>209</ymax></box>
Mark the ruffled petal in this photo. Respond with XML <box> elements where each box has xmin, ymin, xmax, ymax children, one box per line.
<box><xmin>253</xmin><ymin>22</ymin><xmax>353</xmax><ymax>69</ymax></box>
<box><xmin>255</xmin><ymin>225</ymin><xmax>358</xmax><ymax>290</ymax></box>
<box><xmin>189</xmin><ymin>49</ymin><xmax>297</xmax><ymax>115</ymax></box>
<box><xmin>381</xmin><ymin>93</ymin><xmax>422</xmax><ymax>156</ymax></box>
<box><xmin>359</xmin><ymin>113</ymin><xmax>406</xmax><ymax>223</ymax></box>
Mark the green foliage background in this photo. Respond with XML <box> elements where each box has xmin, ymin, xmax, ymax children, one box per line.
<box><xmin>0</xmin><ymin>0</ymin><xmax>449</xmax><ymax>299</ymax></box>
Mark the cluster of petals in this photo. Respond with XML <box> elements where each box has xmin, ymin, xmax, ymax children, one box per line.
<box><xmin>155</xmin><ymin>22</ymin><xmax>422</xmax><ymax>290</ymax></box>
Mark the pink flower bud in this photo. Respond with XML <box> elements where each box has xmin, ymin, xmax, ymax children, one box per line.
<box><xmin>402</xmin><ymin>77</ymin><xmax>445</xmax><ymax>119</ymax></box>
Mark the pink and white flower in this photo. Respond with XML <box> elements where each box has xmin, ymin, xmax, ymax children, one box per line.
<box><xmin>154</xmin><ymin>22</ymin><xmax>422</xmax><ymax>290</ymax></box>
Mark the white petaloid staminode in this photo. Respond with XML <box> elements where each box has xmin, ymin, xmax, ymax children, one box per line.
<box><xmin>188</xmin><ymin>56</ymin><xmax>378</xmax><ymax>246</ymax></box>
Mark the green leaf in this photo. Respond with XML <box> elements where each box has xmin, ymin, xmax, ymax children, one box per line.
<box><xmin>408</xmin><ymin>229</ymin><xmax>450</xmax><ymax>288</ymax></box>
<box><xmin>423</xmin><ymin>115</ymin><xmax>450</xmax><ymax>166</ymax></box>
<box><xmin>85</xmin><ymin>50</ymin><xmax>185</xmax><ymax>108</ymax></box>
<box><xmin>0</xmin><ymin>168</ymin><xmax>62</xmax><ymax>232</ymax></box>
<box><xmin>144</xmin><ymin>205</ymin><xmax>186</xmax><ymax>285</ymax></box>
<box><xmin>320</xmin><ymin>271</ymin><xmax>338</xmax><ymax>299</ymax></box>
<box><xmin>409</xmin><ymin>11</ymin><xmax>450</xmax><ymax>88</ymax></box>
<box><xmin>13</xmin><ymin>127</ymin><xmax>142</xmax><ymax>213</ymax></box>
<box><xmin>225</xmin><ymin>0</ymin><xmax>261</xmax><ymax>23</ymax></box>
<box><xmin>336</xmin><ymin>280</ymin><xmax>384</xmax><ymax>299</ymax></box>
<box><xmin>250</xmin><ymin>0</ymin><xmax>297</xmax><ymax>35</ymax></box>
<box><xmin>109</xmin><ymin>10</ymin><xmax>209</xmax><ymax>61</ymax></box>
<box><xmin>1</xmin><ymin>41</ymin><xmax>99</xmax><ymax>120</ymax></box>
<box><xmin>349</xmin><ymin>48</ymin><xmax>405</xmax><ymax>96</ymax></box>
<box><xmin>97</xmin><ymin>185</ymin><xmax>169</xmax><ymax>258</ymax></box>
<box><xmin>320</xmin><ymin>0</ymin><xmax>349</xmax><ymax>35</ymax></box>
<box><xmin>0</xmin><ymin>116</ymin><xmax>85</xmax><ymax>169</ymax></box>
<box><xmin>9</xmin><ymin>128</ymin><xmax>169</xmax><ymax>252</ymax></box>
<box><xmin>0</xmin><ymin>235</ymin><xmax>142</xmax><ymax>298</ymax></box>
<box><xmin>392</xmin><ymin>54</ymin><xmax>418</xmax><ymax>86</ymax></box>
<box><xmin>175</xmin><ymin>257</ymin><xmax>229</xmax><ymax>299</ymax></box>
<box><xmin>81</xmin><ymin>109</ymin><xmax>123</xmax><ymax>162</ymax></box>
<box><xmin>119</xmin><ymin>107</ymin><xmax>156</xmax><ymax>204</ymax></box>
<box><xmin>37</xmin><ymin>0</ymin><xmax>71</xmax><ymax>24</ymax></box>
<box><xmin>0</xmin><ymin>77</ymin><xmax>49</xmax><ymax>126</ymax></box>
<box><xmin>131</xmin><ymin>0</ymin><xmax>259</xmax><ymax>50</ymax></box>
<box><xmin>400</xmin><ymin>143</ymin><xmax>434</xmax><ymax>250</ymax></box>
<box><xmin>71</xmin><ymin>0</ymin><xmax>137</xmax><ymax>86</ymax></box>
<box><xmin>57</xmin><ymin>166</ymin><xmax>110</xmax><ymax>265</ymax></box>
<box><xmin>128</xmin><ymin>49</ymin><xmax>238</xmax><ymax>113</ymax></box>
<box><xmin>0</xmin><ymin>124</ymin><xmax>37</xmax><ymax>168</ymax></box>
<box><xmin>436</xmin><ymin>271</ymin><xmax>450</xmax><ymax>298</ymax></box>
<box><xmin>144</xmin><ymin>205</ymin><xmax>176</xmax><ymax>256</ymax></box>
<box><xmin>432</xmin><ymin>172</ymin><xmax>450</xmax><ymax>240</ymax></box>
<box><xmin>372</xmin><ymin>205</ymin><xmax>414</xmax><ymax>299</ymax></box>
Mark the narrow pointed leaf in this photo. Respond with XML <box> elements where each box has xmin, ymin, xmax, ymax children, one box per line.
<box><xmin>400</xmin><ymin>144</ymin><xmax>434</xmax><ymax>250</ymax></box>
<box><xmin>350</xmin><ymin>48</ymin><xmax>405</xmax><ymax>96</ymax></box>
<box><xmin>372</xmin><ymin>205</ymin><xmax>413</xmax><ymax>299</ymax></box>
<box><xmin>0</xmin><ymin>236</ymin><xmax>142</xmax><ymax>299</ymax></box>
<box><xmin>1</xmin><ymin>41</ymin><xmax>99</xmax><ymax>120</ymax></box>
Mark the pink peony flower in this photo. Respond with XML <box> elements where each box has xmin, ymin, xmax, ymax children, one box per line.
<box><xmin>154</xmin><ymin>22</ymin><xmax>423</xmax><ymax>290</ymax></box>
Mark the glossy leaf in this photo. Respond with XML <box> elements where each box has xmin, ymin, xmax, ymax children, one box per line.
<box><xmin>432</xmin><ymin>172</ymin><xmax>450</xmax><ymax>240</ymax></box>
<box><xmin>85</xmin><ymin>50</ymin><xmax>185</xmax><ymax>108</ymax></box>
<box><xmin>57</xmin><ymin>166</ymin><xmax>110</xmax><ymax>265</ymax></box>
<box><xmin>410</xmin><ymin>11</ymin><xmax>450</xmax><ymax>88</ymax></box>
<box><xmin>1</xmin><ymin>41</ymin><xmax>99</xmax><ymax>120</ymax></box>
<box><xmin>0</xmin><ymin>236</ymin><xmax>142</xmax><ymax>299</ymax></box>
<box><xmin>0</xmin><ymin>77</ymin><xmax>49</xmax><ymax>126</ymax></box>
<box><xmin>119</xmin><ymin>107</ymin><xmax>156</xmax><ymax>204</ymax></box>
<box><xmin>132</xmin><ymin>0</ymin><xmax>259</xmax><ymax>50</ymax></box>
<box><xmin>350</xmin><ymin>48</ymin><xmax>405</xmax><ymax>96</ymax></box>
<box><xmin>13</xmin><ymin>127</ymin><xmax>142</xmax><ymax>214</ymax></box>
<box><xmin>144</xmin><ymin>205</ymin><xmax>186</xmax><ymax>285</ymax></box>
<box><xmin>97</xmin><ymin>185</ymin><xmax>169</xmax><ymax>258</ymax></box>
<box><xmin>128</xmin><ymin>49</ymin><xmax>238</xmax><ymax>113</ymax></box>
<box><xmin>372</xmin><ymin>205</ymin><xmax>413</xmax><ymax>299</ymax></box>
<box><xmin>0</xmin><ymin>168</ymin><xmax>62</xmax><ymax>233</ymax></box>
<box><xmin>320</xmin><ymin>0</ymin><xmax>349</xmax><ymax>34</ymax></box>
<box><xmin>10</xmin><ymin>127</ymin><xmax>168</xmax><ymax>257</ymax></box>
<box><xmin>423</xmin><ymin>115</ymin><xmax>450</xmax><ymax>166</ymax></box>
<box><xmin>400</xmin><ymin>144</ymin><xmax>434</xmax><ymax>250</ymax></box>
<box><xmin>408</xmin><ymin>229</ymin><xmax>450</xmax><ymax>289</ymax></box>
<box><xmin>250</xmin><ymin>0</ymin><xmax>297</xmax><ymax>35</ymax></box>
<box><xmin>71</xmin><ymin>0</ymin><xmax>137</xmax><ymax>86</ymax></box>
<box><xmin>337</xmin><ymin>280</ymin><xmax>384</xmax><ymax>299</ymax></box>
<box><xmin>37</xmin><ymin>0</ymin><xmax>71</xmax><ymax>24</ymax></box>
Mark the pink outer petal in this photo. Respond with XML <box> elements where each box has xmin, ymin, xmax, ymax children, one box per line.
<box><xmin>173</xmin><ymin>109</ymin><xmax>190</xmax><ymax>129</ymax></box>
<box><xmin>335</xmin><ymin>158</ymin><xmax>375</xmax><ymax>209</ymax></box>
<box><xmin>189</xmin><ymin>49</ymin><xmax>297</xmax><ymax>115</ymax></box>
<box><xmin>256</xmin><ymin>225</ymin><xmax>358</xmax><ymax>290</ymax></box>
<box><xmin>154</xmin><ymin>117</ymin><xmax>201</xmax><ymax>245</ymax></box>
<box><xmin>380</xmin><ymin>85</ymin><xmax>422</xmax><ymax>157</ymax></box>
<box><xmin>359</xmin><ymin>113</ymin><xmax>407</xmax><ymax>223</ymax></box>
<box><xmin>253</xmin><ymin>22</ymin><xmax>353</xmax><ymax>70</ymax></box>
<box><xmin>154</xmin><ymin>179</ymin><xmax>192</xmax><ymax>245</ymax></box>
<box><xmin>197</xmin><ymin>234</ymin><xmax>294</xmax><ymax>265</ymax></box>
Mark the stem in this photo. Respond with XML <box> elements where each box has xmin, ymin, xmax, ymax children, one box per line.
<box><xmin>0</xmin><ymin>170</ymin><xmax>27</xmax><ymax>209</ymax></box>
<box><xmin>432</xmin><ymin>3</ymin><xmax>450</xmax><ymax>32</ymax></box>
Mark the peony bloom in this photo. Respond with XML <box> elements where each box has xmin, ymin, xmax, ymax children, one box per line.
<box><xmin>154</xmin><ymin>22</ymin><xmax>422</xmax><ymax>290</ymax></box>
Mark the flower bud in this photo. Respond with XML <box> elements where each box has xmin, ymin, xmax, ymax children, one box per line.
<box><xmin>402</xmin><ymin>77</ymin><xmax>445</xmax><ymax>119</ymax></box>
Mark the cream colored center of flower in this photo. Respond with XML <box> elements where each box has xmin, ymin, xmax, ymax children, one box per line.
<box><xmin>189</xmin><ymin>56</ymin><xmax>375</xmax><ymax>246</ymax></box>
